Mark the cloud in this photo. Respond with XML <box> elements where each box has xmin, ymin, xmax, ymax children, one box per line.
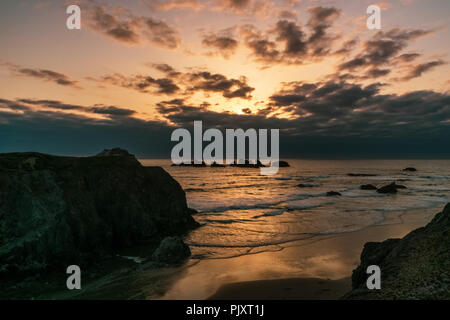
<box><xmin>337</xmin><ymin>28</ymin><xmax>436</xmax><ymax>80</ymax></box>
<box><xmin>187</xmin><ymin>71</ymin><xmax>254</xmax><ymax>99</ymax></box>
<box><xmin>143</xmin><ymin>0</ymin><xmax>204</xmax><ymax>11</ymax></box>
<box><xmin>239</xmin><ymin>6</ymin><xmax>342</xmax><ymax>65</ymax></box>
<box><xmin>95</xmin><ymin>64</ymin><xmax>255</xmax><ymax>100</ymax></box>
<box><xmin>95</xmin><ymin>73</ymin><xmax>180</xmax><ymax>95</ymax></box>
<box><xmin>1</xmin><ymin>62</ymin><xmax>80</xmax><ymax>88</ymax></box>
<box><xmin>2</xmin><ymin>86</ymin><xmax>450</xmax><ymax>158</ymax></box>
<box><xmin>3</xmin><ymin>98</ymin><xmax>136</xmax><ymax>119</ymax></box>
<box><xmin>86</xmin><ymin>4</ymin><xmax>180</xmax><ymax>49</ymax></box>
<box><xmin>213</xmin><ymin>0</ymin><xmax>274</xmax><ymax>15</ymax></box>
<box><xmin>201</xmin><ymin>28</ymin><xmax>239</xmax><ymax>58</ymax></box>
<box><xmin>399</xmin><ymin>60</ymin><xmax>446</xmax><ymax>81</ymax></box>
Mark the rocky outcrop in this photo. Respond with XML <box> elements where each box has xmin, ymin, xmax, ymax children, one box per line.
<box><xmin>360</xmin><ymin>184</ymin><xmax>377</xmax><ymax>190</ymax></box>
<box><xmin>344</xmin><ymin>203</ymin><xmax>450</xmax><ymax>299</ymax></box>
<box><xmin>377</xmin><ymin>182</ymin><xmax>407</xmax><ymax>194</ymax></box>
<box><xmin>151</xmin><ymin>236</ymin><xmax>191</xmax><ymax>264</ymax></box>
<box><xmin>347</xmin><ymin>173</ymin><xmax>377</xmax><ymax>177</ymax></box>
<box><xmin>327</xmin><ymin>191</ymin><xmax>342</xmax><ymax>196</ymax></box>
<box><xmin>0</xmin><ymin>149</ymin><xmax>199</xmax><ymax>275</ymax></box>
<box><xmin>273</xmin><ymin>161</ymin><xmax>290</xmax><ymax>167</ymax></box>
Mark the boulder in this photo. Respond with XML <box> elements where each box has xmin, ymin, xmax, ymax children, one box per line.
<box><xmin>360</xmin><ymin>184</ymin><xmax>377</xmax><ymax>190</ymax></box>
<box><xmin>297</xmin><ymin>183</ymin><xmax>317</xmax><ymax>188</ymax></box>
<box><xmin>151</xmin><ymin>236</ymin><xmax>191</xmax><ymax>264</ymax></box>
<box><xmin>0</xmin><ymin>149</ymin><xmax>199</xmax><ymax>275</ymax></box>
<box><xmin>273</xmin><ymin>161</ymin><xmax>290</xmax><ymax>167</ymax></box>
<box><xmin>377</xmin><ymin>182</ymin><xmax>407</xmax><ymax>194</ymax></box>
<box><xmin>327</xmin><ymin>191</ymin><xmax>342</xmax><ymax>196</ymax></box>
<box><xmin>344</xmin><ymin>203</ymin><xmax>450</xmax><ymax>299</ymax></box>
<box><xmin>403</xmin><ymin>167</ymin><xmax>417</xmax><ymax>172</ymax></box>
<box><xmin>347</xmin><ymin>173</ymin><xmax>377</xmax><ymax>177</ymax></box>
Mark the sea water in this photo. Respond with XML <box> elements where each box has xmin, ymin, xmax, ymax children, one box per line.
<box><xmin>140</xmin><ymin>159</ymin><xmax>450</xmax><ymax>261</ymax></box>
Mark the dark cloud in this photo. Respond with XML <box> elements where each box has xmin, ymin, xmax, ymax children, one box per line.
<box><xmin>87</xmin><ymin>5</ymin><xmax>180</xmax><ymax>49</ymax></box>
<box><xmin>2</xmin><ymin>87</ymin><xmax>450</xmax><ymax>158</ymax></box>
<box><xmin>89</xmin><ymin>106</ymin><xmax>136</xmax><ymax>117</ymax></box>
<box><xmin>278</xmin><ymin>10</ymin><xmax>297</xmax><ymax>20</ymax></box>
<box><xmin>187</xmin><ymin>71</ymin><xmax>254</xmax><ymax>99</ymax></box>
<box><xmin>266</xmin><ymin>80</ymin><xmax>450</xmax><ymax>139</ymax></box>
<box><xmin>202</xmin><ymin>30</ymin><xmax>239</xmax><ymax>58</ymax></box>
<box><xmin>240</xmin><ymin>6</ymin><xmax>341</xmax><ymax>65</ymax></box>
<box><xmin>96</xmin><ymin>65</ymin><xmax>254</xmax><ymax>100</ymax></box>
<box><xmin>2</xmin><ymin>63</ymin><xmax>79</xmax><ymax>88</ymax></box>
<box><xmin>97</xmin><ymin>73</ymin><xmax>180</xmax><ymax>95</ymax></box>
<box><xmin>2</xmin><ymin>98</ymin><xmax>136</xmax><ymax>119</ymax></box>
<box><xmin>143</xmin><ymin>0</ymin><xmax>203</xmax><ymax>11</ymax></box>
<box><xmin>337</xmin><ymin>28</ymin><xmax>438</xmax><ymax>80</ymax></box>
<box><xmin>399</xmin><ymin>60</ymin><xmax>446</xmax><ymax>81</ymax></box>
<box><xmin>151</xmin><ymin>63</ymin><xmax>182</xmax><ymax>77</ymax></box>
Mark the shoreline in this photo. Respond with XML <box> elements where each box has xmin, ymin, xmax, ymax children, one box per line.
<box><xmin>208</xmin><ymin>277</ymin><xmax>352</xmax><ymax>300</ymax></box>
<box><xmin>159</xmin><ymin>206</ymin><xmax>440</xmax><ymax>300</ymax></box>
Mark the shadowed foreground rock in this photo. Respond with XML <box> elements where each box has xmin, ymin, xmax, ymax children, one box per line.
<box><xmin>344</xmin><ymin>203</ymin><xmax>450</xmax><ymax>299</ymax></box>
<box><xmin>0</xmin><ymin>149</ymin><xmax>199</xmax><ymax>275</ymax></box>
<box><xmin>151</xmin><ymin>236</ymin><xmax>191</xmax><ymax>264</ymax></box>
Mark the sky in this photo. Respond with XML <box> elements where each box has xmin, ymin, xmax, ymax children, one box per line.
<box><xmin>0</xmin><ymin>0</ymin><xmax>449</xmax><ymax>158</ymax></box>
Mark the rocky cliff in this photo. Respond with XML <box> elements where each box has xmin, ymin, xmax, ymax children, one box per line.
<box><xmin>345</xmin><ymin>203</ymin><xmax>450</xmax><ymax>299</ymax></box>
<box><xmin>0</xmin><ymin>149</ymin><xmax>199</xmax><ymax>276</ymax></box>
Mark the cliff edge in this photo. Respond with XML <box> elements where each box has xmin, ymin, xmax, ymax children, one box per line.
<box><xmin>0</xmin><ymin>149</ymin><xmax>199</xmax><ymax>275</ymax></box>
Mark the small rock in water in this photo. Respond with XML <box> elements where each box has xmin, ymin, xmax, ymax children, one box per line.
<box><xmin>151</xmin><ymin>236</ymin><xmax>191</xmax><ymax>264</ymax></box>
<box><xmin>273</xmin><ymin>161</ymin><xmax>290</xmax><ymax>167</ymax></box>
<box><xmin>327</xmin><ymin>191</ymin><xmax>342</xmax><ymax>196</ymax></box>
<box><xmin>403</xmin><ymin>167</ymin><xmax>417</xmax><ymax>172</ymax></box>
<box><xmin>360</xmin><ymin>184</ymin><xmax>377</xmax><ymax>190</ymax></box>
<box><xmin>377</xmin><ymin>182</ymin><xmax>407</xmax><ymax>194</ymax></box>
<box><xmin>298</xmin><ymin>183</ymin><xmax>316</xmax><ymax>188</ymax></box>
<box><xmin>347</xmin><ymin>173</ymin><xmax>377</xmax><ymax>177</ymax></box>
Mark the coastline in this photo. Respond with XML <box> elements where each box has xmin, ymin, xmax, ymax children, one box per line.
<box><xmin>159</xmin><ymin>206</ymin><xmax>440</xmax><ymax>300</ymax></box>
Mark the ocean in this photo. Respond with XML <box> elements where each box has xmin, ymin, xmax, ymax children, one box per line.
<box><xmin>140</xmin><ymin>159</ymin><xmax>450</xmax><ymax>262</ymax></box>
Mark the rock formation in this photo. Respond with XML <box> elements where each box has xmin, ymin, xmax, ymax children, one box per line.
<box><xmin>151</xmin><ymin>236</ymin><xmax>191</xmax><ymax>264</ymax></box>
<box><xmin>327</xmin><ymin>191</ymin><xmax>342</xmax><ymax>196</ymax></box>
<box><xmin>0</xmin><ymin>149</ymin><xmax>199</xmax><ymax>275</ymax></box>
<box><xmin>377</xmin><ymin>182</ymin><xmax>407</xmax><ymax>194</ymax></box>
<box><xmin>360</xmin><ymin>184</ymin><xmax>377</xmax><ymax>190</ymax></box>
<box><xmin>344</xmin><ymin>203</ymin><xmax>450</xmax><ymax>299</ymax></box>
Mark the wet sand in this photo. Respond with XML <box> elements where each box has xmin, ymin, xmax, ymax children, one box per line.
<box><xmin>209</xmin><ymin>277</ymin><xmax>351</xmax><ymax>300</ymax></box>
<box><xmin>159</xmin><ymin>206</ymin><xmax>439</xmax><ymax>300</ymax></box>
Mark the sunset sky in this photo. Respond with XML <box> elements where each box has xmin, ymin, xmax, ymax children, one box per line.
<box><xmin>1</xmin><ymin>0</ymin><xmax>449</xmax><ymax>157</ymax></box>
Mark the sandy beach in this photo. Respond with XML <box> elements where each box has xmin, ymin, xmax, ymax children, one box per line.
<box><xmin>159</xmin><ymin>206</ymin><xmax>439</xmax><ymax>300</ymax></box>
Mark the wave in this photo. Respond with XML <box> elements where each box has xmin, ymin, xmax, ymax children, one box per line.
<box><xmin>252</xmin><ymin>210</ymin><xmax>285</xmax><ymax>219</ymax></box>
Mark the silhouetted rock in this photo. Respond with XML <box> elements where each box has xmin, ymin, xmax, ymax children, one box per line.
<box><xmin>171</xmin><ymin>160</ymin><xmax>207</xmax><ymax>167</ymax></box>
<box><xmin>347</xmin><ymin>173</ymin><xmax>377</xmax><ymax>177</ymax></box>
<box><xmin>403</xmin><ymin>167</ymin><xmax>417</xmax><ymax>172</ymax></box>
<box><xmin>377</xmin><ymin>182</ymin><xmax>407</xmax><ymax>194</ymax></box>
<box><xmin>211</xmin><ymin>161</ymin><xmax>225</xmax><ymax>167</ymax></box>
<box><xmin>96</xmin><ymin>148</ymin><xmax>134</xmax><ymax>158</ymax></box>
<box><xmin>360</xmin><ymin>184</ymin><xmax>377</xmax><ymax>190</ymax></box>
<box><xmin>273</xmin><ymin>161</ymin><xmax>290</xmax><ymax>167</ymax></box>
<box><xmin>297</xmin><ymin>183</ymin><xmax>318</xmax><ymax>188</ymax></box>
<box><xmin>0</xmin><ymin>149</ymin><xmax>199</xmax><ymax>275</ymax></box>
<box><xmin>327</xmin><ymin>191</ymin><xmax>342</xmax><ymax>196</ymax></box>
<box><xmin>151</xmin><ymin>236</ymin><xmax>191</xmax><ymax>264</ymax></box>
<box><xmin>344</xmin><ymin>203</ymin><xmax>450</xmax><ymax>299</ymax></box>
<box><xmin>231</xmin><ymin>159</ymin><xmax>266</xmax><ymax>168</ymax></box>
